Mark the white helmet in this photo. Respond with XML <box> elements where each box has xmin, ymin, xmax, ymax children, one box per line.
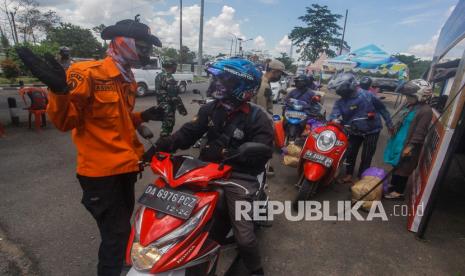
<box><xmin>398</xmin><ymin>79</ymin><xmax>432</xmax><ymax>102</ymax></box>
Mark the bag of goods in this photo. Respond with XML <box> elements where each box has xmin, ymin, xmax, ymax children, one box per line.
<box><xmin>282</xmin><ymin>143</ymin><xmax>302</xmax><ymax>167</ymax></box>
<box><xmin>351</xmin><ymin>167</ymin><xmax>386</xmax><ymax>211</ymax></box>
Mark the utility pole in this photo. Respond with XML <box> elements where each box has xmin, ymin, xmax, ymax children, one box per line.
<box><xmin>10</xmin><ymin>12</ymin><xmax>18</xmax><ymax>44</ymax></box>
<box><xmin>339</xmin><ymin>9</ymin><xmax>348</xmax><ymax>55</ymax></box>
<box><xmin>179</xmin><ymin>0</ymin><xmax>183</xmax><ymax>66</ymax></box>
<box><xmin>197</xmin><ymin>0</ymin><xmax>204</xmax><ymax>76</ymax></box>
<box><xmin>237</xmin><ymin>38</ymin><xmax>243</xmax><ymax>57</ymax></box>
<box><xmin>289</xmin><ymin>42</ymin><xmax>293</xmax><ymax>59</ymax></box>
<box><xmin>229</xmin><ymin>38</ymin><xmax>233</xmax><ymax>57</ymax></box>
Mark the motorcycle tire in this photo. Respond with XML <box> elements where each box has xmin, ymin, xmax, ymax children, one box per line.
<box><xmin>293</xmin><ymin>178</ymin><xmax>319</xmax><ymax>210</ymax></box>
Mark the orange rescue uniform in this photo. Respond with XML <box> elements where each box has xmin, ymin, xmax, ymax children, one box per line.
<box><xmin>47</xmin><ymin>57</ymin><xmax>145</xmax><ymax>177</ymax></box>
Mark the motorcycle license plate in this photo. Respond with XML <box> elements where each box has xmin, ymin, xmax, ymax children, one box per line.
<box><xmin>303</xmin><ymin>150</ymin><xmax>333</xmax><ymax>168</ymax></box>
<box><xmin>285</xmin><ymin>111</ymin><xmax>307</xmax><ymax>120</ymax></box>
<box><xmin>138</xmin><ymin>184</ymin><xmax>199</xmax><ymax>219</ymax></box>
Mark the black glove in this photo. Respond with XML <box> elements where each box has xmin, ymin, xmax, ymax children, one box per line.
<box><xmin>143</xmin><ymin>146</ymin><xmax>157</xmax><ymax>163</ymax></box>
<box><xmin>155</xmin><ymin>136</ymin><xmax>175</xmax><ymax>152</ymax></box>
<box><xmin>178</xmin><ymin>105</ymin><xmax>188</xmax><ymax>116</ymax></box>
<box><xmin>141</xmin><ymin>105</ymin><xmax>165</xmax><ymax>122</ymax></box>
<box><xmin>16</xmin><ymin>47</ymin><xmax>68</xmax><ymax>94</ymax></box>
<box><xmin>200</xmin><ymin>143</ymin><xmax>225</xmax><ymax>162</ymax></box>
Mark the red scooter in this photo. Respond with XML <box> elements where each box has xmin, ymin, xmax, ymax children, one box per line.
<box><xmin>294</xmin><ymin>118</ymin><xmax>348</xmax><ymax>203</ymax></box>
<box><xmin>126</xmin><ymin>126</ymin><xmax>270</xmax><ymax>276</ymax></box>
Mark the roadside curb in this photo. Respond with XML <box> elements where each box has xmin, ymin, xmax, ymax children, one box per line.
<box><xmin>0</xmin><ymin>227</ymin><xmax>39</xmax><ymax>276</ymax></box>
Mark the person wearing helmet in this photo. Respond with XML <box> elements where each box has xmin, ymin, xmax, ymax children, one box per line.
<box><xmin>17</xmin><ymin>18</ymin><xmax>165</xmax><ymax>276</ymax></box>
<box><xmin>155</xmin><ymin>58</ymin><xmax>187</xmax><ymax>136</ymax></box>
<box><xmin>57</xmin><ymin>46</ymin><xmax>73</xmax><ymax>70</ymax></box>
<box><xmin>359</xmin><ymin>76</ymin><xmax>381</xmax><ymax>97</ymax></box>
<box><xmin>328</xmin><ymin>72</ymin><xmax>393</xmax><ymax>183</ymax></box>
<box><xmin>384</xmin><ymin>79</ymin><xmax>433</xmax><ymax>199</ymax></box>
<box><xmin>285</xmin><ymin>74</ymin><xmax>321</xmax><ymax>114</ymax></box>
<box><xmin>156</xmin><ymin>58</ymin><xmax>273</xmax><ymax>276</ymax></box>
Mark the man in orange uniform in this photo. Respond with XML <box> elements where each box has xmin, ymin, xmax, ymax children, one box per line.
<box><xmin>17</xmin><ymin>19</ymin><xmax>164</xmax><ymax>276</ymax></box>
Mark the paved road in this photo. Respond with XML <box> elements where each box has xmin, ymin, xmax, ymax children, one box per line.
<box><xmin>0</xmin><ymin>84</ymin><xmax>464</xmax><ymax>275</ymax></box>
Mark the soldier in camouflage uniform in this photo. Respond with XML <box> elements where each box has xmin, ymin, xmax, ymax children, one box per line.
<box><xmin>155</xmin><ymin>59</ymin><xmax>188</xmax><ymax>136</ymax></box>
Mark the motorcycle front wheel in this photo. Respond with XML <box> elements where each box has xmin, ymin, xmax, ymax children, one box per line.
<box><xmin>293</xmin><ymin>178</ymin><xmax>320</xmax><ymax>210</ymax></box>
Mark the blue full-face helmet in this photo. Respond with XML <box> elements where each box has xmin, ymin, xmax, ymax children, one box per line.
<box><xmin>206</xmin><ymin>58</ymin><xmax>262</xmax><ymax>103</ymax></box>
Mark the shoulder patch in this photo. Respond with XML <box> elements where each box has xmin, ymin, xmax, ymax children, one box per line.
<box><xmin>67</xmin><ymin>71</ymin><xmax>84</xmax><ymax>91</ymax></box>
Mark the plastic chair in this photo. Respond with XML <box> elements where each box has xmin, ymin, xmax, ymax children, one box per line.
<box><xmin>18</xmin><ymin>87</ymin><xmax>48</xmax><ymax>130</ymax></box>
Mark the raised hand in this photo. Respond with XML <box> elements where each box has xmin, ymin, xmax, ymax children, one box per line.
<box><xmin>16</xmin><ymin>47</ymin><xmax>68</xmax><ymax>94</ymax></box>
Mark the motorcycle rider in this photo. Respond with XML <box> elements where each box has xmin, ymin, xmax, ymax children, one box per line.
<box><xmin>156</xmin><ymin>58</ymin><xmax>273</xmax><ymax>276</ymax></box>
<box><xmin>155</xmin><ymin>58</ymin><xmax>188</xmax><ymax>136</ymax></box>
<box><xmin>328</xmin><ymin>72</ymin><xmax>393</xmax><ymax>183</ymax></box>
<box><xmin>285</xmin><ymin>74</ymin><xmax>321</xmax><ymax>115</ymax></box>
<box><xmin>17</xmin><ymin>18</ymin><xmax>165</xmax><ymax>276</ymax></box>
<box><xmin>359</xmin><ymin>76</ymin><xmax>380</xmax><ymax>97</ymax></box>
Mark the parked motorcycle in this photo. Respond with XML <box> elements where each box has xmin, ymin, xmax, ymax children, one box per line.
<box><xmin>293</xmin><ymin>118</ymin><xmax>348</xmax><ymax>204</ymax></box>
<box><xmin>274</xmin><ymin>97</ymin><xmax>322</xmax><ymax>148</ymax></box>
<box><xmin>126</xmin><ymin>126</ymin><xmax>270</xmax><ymax>276</ymax></box>
<box><xmin>293</xmin><ymin>114</ymin><xmax>375</xmax><ymax>204</ymax></box>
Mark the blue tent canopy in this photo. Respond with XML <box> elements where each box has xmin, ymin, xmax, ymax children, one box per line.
<box><xmin>325</xmin><ymin>44</ymin><xmax>408</xmax><ymax>78</ymax></box>
<box><xmin>328</xmin><ymin>44</ymin><xmax>399</xmax><ymax>69</ymax></box>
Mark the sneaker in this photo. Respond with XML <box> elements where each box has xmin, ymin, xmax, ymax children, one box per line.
<box><xmin>384</xmin><ymin>191</ymin><xmax>404</xmax><ymax>199</ymax></box>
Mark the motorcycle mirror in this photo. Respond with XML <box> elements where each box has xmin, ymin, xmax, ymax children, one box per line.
<box><xmin>137</xmin><ymin>125</ymin><xmax>154</xmax><ymax>140</ymax></box>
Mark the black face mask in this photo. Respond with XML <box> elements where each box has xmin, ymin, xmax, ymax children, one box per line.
<box><xmin>135</xmin><ymin>41</ymin><xmax>153</xmax><ymax>66</ymax></box>
<box><xmin>139</xmin><ymin>55</ymin><xmax>150</xmax><ymax>66</ymax></box>
<box><xmin>295</xmin><ymin>81</ymin><xmax>306</xmax><ymax>90</ymax></box>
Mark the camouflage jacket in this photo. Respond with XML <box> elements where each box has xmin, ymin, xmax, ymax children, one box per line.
<box><xmin>155</xmin><ymin>70</ymin><xmax>179</xmax><ymax>102</ymax></box>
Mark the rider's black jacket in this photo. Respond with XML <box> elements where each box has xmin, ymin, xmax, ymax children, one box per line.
<box><xmin>171</xmin><ymin>100</ymin><xmax>273</xmax><ymax>175</ymax></box>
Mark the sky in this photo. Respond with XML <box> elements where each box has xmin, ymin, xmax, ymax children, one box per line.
<box><xmin>36</xmin><ymin>0</ymin><xmax>459</xmax><ymax>59</ymax></box>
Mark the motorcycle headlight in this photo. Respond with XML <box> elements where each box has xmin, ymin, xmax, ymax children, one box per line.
<box><xmin>131</xmin><ymin>205</ymin><xmax>209</xmax><ymax>271</ymax></box>
<box><xmin>316</xmin><ymin>130</ymin><xmax>336</xmax><ymax>152</ymax></box>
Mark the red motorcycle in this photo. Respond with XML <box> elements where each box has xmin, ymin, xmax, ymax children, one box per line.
<box><xmin>294</xmin><ymin>118</ymin><xmax>348</xmax><ymax>203</ymax></box>
<box><xmin>126</xmin><ymin>126</ymin><xmax>270</xmax><ymax>276</ymax></box>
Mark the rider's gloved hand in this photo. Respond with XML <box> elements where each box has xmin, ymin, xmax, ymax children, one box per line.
<box><xmin>155</xmin><ymin>136</ymin><xmax>175</xmax><ymax>152</ymax></box>
<box><xmin>202</xmin><ymin>143</ymin><xmax>226</xmax><ymax>161</ymax></box>
<box><xmin>16</xmin><ymin>47</ymin><xmax>68</xmax><ymax>94</ymax></box>
<box><xmin>141</xmin><ymin>105</ymin><xmax>165</xmax><ymax>122</ymax></box>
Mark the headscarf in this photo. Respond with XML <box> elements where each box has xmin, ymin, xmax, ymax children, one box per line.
<box><xmin>106</xmin><ymin>36</ymin><xmax>139</xmax><ymax>82</ymax></box>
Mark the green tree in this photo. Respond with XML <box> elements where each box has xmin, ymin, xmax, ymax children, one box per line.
<box><xmin>179</xmin><ymin>45</ymin><xmax>196</xmax><ymax>64</ymax></box>
<box><xmin>46</xmin><ymin>23</ymin><xmax>103</xmax><ymax>58</ymax></box>
<box><xmin>158</xmin><ymin>47</ymin><xmax>179</xmax><ymax>61</ymax></box>
<box><xmin>6</xmin><ymin>42</ymin><xmax>60</xmax><ymax>74</ymax></box>
<box><xmin>276</xmin><ymin>52</ymin><xmax>297</xmax><ymax>74</ymax></box>
<box><xmin>1</xmin><ymin>58</ymin><xmax>20</xmax><ymax>82</ymax></box>
<box><xmin>394</xmin><ymin>54</ymin><xmax>431</xmax><ymax>79</ymax></box>
<box><xmin>289</xmin><ymin>4</ymin><xmax>348</xmax><ymax>62</ymax></box>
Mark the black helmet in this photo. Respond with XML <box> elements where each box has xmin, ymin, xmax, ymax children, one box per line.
<box><xmin>294</xmin><ymin>74</ymin><xmax>308</xmax><ymax>89</ymax></box>
<box><xmin>359</xmin><ymin>76</ymin><xmax>372</xmax><ymax>90</ymax></box>
<box><xmin>101</xmin><ymin>19</ymin><xmax>162</xmax><ymax>47</ymax></box>
<box><xmin>59</xmin><ymin>46</ymin><xmax>70</xmax><ymax>57</ymax></box>
<box><xmin>328</xmin><ymin>72</ymin><xmax>358</xmax><ymax>98</ymax></box>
